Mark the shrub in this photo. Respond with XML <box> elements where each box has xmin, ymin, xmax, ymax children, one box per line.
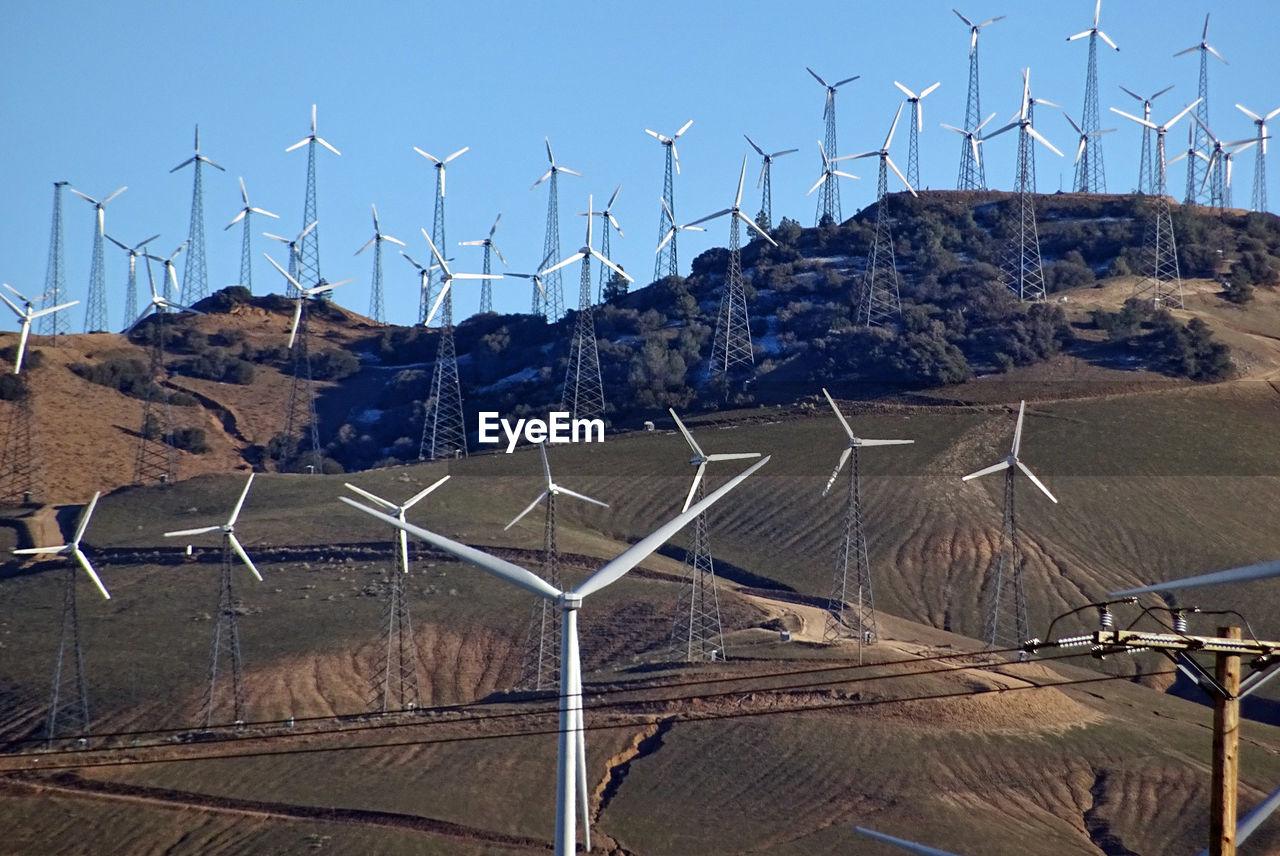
<box><xmin>310</xmin><ymin>348</ymin><xmax>360</xmax><ymax>381</ymax></box>
<box><xmin>70</xmin><ymin>357</ymin><xmax>153</xmax><ymax>398</ymax></box>
<box><xmin>170</xmin><ymin>427</ymin><xmax>211</xmax><ymax>454</ymax></box>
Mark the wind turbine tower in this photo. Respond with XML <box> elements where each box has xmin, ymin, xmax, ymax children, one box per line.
<box><xmin>1111</xmin><ymin>99</ymin><xmax>1200</xmax><ymax>308</ymax></box>
<box><xmin>953</xmin><ymin>9</ymin><xmax>1004</xmax><ymax>190</ymax></box>
<box><xmin>542</xmin><ymin>196</ymin><xmax>633</xmax><ymax>421</ymax></box>
<box><xmin>459</xmin><ymin>213</ymin><xmax>507</xmax><ymax>314</ymax></box>
<box><xmin>893</xmin><ymin>81</ymin><xmax>941</xmax><ymax>191</ymax></box>
<box><xmin>744</xmin><ymin>136</ymin><xmax>797</xmax><ymax>233</ymax></box>
<box><xmin>1238</xmin><ymin>103</ymin><xmax>1279</xmax><ymax>213</ymax></box>
<box><xmin>164</xmin><ymin>475</ymin><xmax>262</xmax><ymax>727</ymax></box>
<box><xmin>1192</xmin><ymin>114</ymin><xmax>1257</xmax><ymax>211</ymax></box>
<box><xmin>591</xmin><ymin>187</ymin><xmax>626</xmax><ymax>301</ymax></box>
<box><xmin>647</xmin><ymin>121</ymin><xmax>693</xmax><ymax>280</ymax></box>
<box><xmin>171</xmin><ymin>125</ymin><xmax>225</xmax><ymax>303</ymax></box>
<box><xmin>344</xmin><ymin>476</ymin><xmax>450</xmax><ymax>712</ymax></box>
<box><xmin>355</xmin><ymin>204</ymin><xmax>405</xmax><ymax>325</ymax></box>
<box><xmin>532</xmin><ymin>138</ymin><xmax>580</xmax><ymax>320</ymax></box>
<box><xmin>286</xmin><ymin>105</ymin><xmax>340</xmax><ymax>290</ymax></box>
<box><xmin>962</xmin><ymin>402</ymin><xmax>1057</xmax><ymax>650</ymax></box>
<box><xmin>808</xmin><ymin>69</ymin><xmax>858</xmax><ymax>224</ymax></box>
<box><xmin>38</xmin><ymin>182</ymin><xmax>72</xmax><ymax>338</ymax></box>
<box><xmin>1066</xmin><ymin>0</ymin><xmax>1118</xmax><ymax>193</ymax></box>
<box><xmin>226</xmin><ymin>177</ymin><xmax>279</xmax><ymax>293</ymax></box>
<box><xmin>846</xmin><ymin>103</ymin><xmax>915</xmax><ymax>325</ymax></box>
<box><xmin>1119</xmin><ymin>85</ymin><xmax>1174</xmax><ymax>194</ymax></box>
<box><xmin>106</xmin><ymin>234</ymin><xmax>159</xmax><ymax>331</ymax></box>
<box><xmin>12</xmin><ymin>492</ymin><xmax>110</xmax><ymax>746</ymax></box>
<box><xmin>819</xmin><ymin>390</ymin><xmax>912</xmax><ymax>653</ymax></box>
<box><xmin>984</xmin><ymin>70</ymin><xmax>1063</xmax><ymax>302</ymax></box>
<box><xmin>685</xmin><ymin>157</ymin><xmax>779</xmax><ymax>383</ymax></box>
<box><xmin>415</xmin><ymin>145</ymin><xmax>468</xmax><ymax>323</ymax></box>
<box><xmin>1174</xmin><ymin>14</ymin><xmax>1226</xmax><ymax>205</ymax></box>
<box><xmin>668</xmin><ymin>410</ymin><xmax>760</xmax><ymax>662</ymax></box>
<box><xmin>504</xmin><ymin>444</ymin><xmax>608</xmax><ymax>692</ymax></box>
<box><xmin>71</xmin><ymin>186</ymin><xmax>126</xmax><ymax>332</ymax></box>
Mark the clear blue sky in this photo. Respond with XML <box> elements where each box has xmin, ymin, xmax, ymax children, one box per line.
<box><xmin>1</xmin><ymin>0</ymin><xmax>1277</xmax><ymax>333</ymax></box>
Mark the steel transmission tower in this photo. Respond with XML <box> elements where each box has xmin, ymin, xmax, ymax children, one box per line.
<box><xmin>807</xmin><ymin>69</ymin><xmax>858</xmax><ymax>224</ymax></box>
<box><xmin>38</xmin><ymin>182</ymin><xmax>72</xmax><ymax>337</ymax></box>
<box><xmin>744</xmin><ymin>136</ymin><xmax>797</xmax><ymax>233</ymax></box>
<box><xmin>370</xmin><ymin>560</ymin><xmax>421</xmax><ymax>711</ymax></box>
<box><xmin>1174</xmin><ymin>14</ymin><xmax>1225</xmax><ymax>206</ymax></box>
<box><xmin>1066</xmin><ymin>1</ymin><xmax>1118</xmax><ymax>193</ymax></box>
<box><xmin>414</xmin><ymin>145</ymin><xmax>468</xmax><ymax>323</ymax></box>
<box><xmin>1238</xmin><ymin>104</ymin><xmax>1279</xmax><ymax>213</ymax></box>
<box><xmin>893</xmin><ymin>82</ymin><xmax>941</xmax><ymax>192</ymax></box>
<box><xmin>820</xmin><ymin>390</ymin><xmax>912</xmax><ymax>653</ymax></box>
<box><xmin>133</xmin><ymin>308</ymin><xmax>179</xmax><ymax>486</ymax></box>
<box><xmin>531</xmin><ymin>138</ymin><xmax>579</xmax><ymax>320</ymax></box>
<box><xmin>202</xmin><ymin>540</ymin><xmax>248</xmax><ymax>726</ymax></box>
<box><xmin>954</xmin><ymin>10</ymin><xmax>1004</xmax><ymax>190</ymax></box>
<box><xmin>847</xmin><ymin>105</ymin><xmax>914</xmax><ymax>325</ymax></box>
<box><xmin>355</xmin><ymin>204</ymin><xmax>405</xmax><ymax>325</ymax></box>
<box><xmin>1119</xmin><ymin>85</ymin><xmax>1175</xmax><ymax>194</ymax></box>
<box><xmin>286</xmin><ymin>105</ymin><xmax>340</xmax><ymax>290</ymax></box>
<box><xmin>647</xmin><ymin>121</ymin><xmax>693</xmax><ymax>280</ymax></box>
<box><xmin>47</xmin><ymin>566</ymin><xmax>91</xmax><ymax>746</ymax></box>
<box><xmin>459</xmin><ymin>214</ymin><xmax>506</xmax><ymax>314</ymax></box>
<box><xmin>172</xmin><ymin>125</ymin><xmax>225</xmax><ymax>303</ymax></box>
<box><xmin>227</xmin><ymin>177</ymin><xmax>278</xmax><ymax>294</ymax></box>
<box><xmin>71</xmin><ymin>186</ymin><xmax>126</xmax><ymax>333</ymax></box>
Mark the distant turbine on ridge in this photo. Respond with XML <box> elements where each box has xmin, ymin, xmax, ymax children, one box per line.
<box><xmin>893</xmin><ymin>81</ymin><xmax>941</xmax><ymax>191</ymax></box>
<box><xmin>953</xmin><ymin>8</ymin><xmax>1004</xmax><ymax>190</ymax></box>
<box><xmin>1236</xmin><ymin>103</ymin><xmax>1280</xmax><ymax>212</ymax></box>
<box><xmin>105</xmin><ymin>233</ymin><xmax>159</xmax><ymax>329</ymax></box>
<box><xmin>170</xmin><ymin>124</ymin><xmax>225</xmax><ymax>302</ymax></box>
<box><xmin>70</xmin><ymin>185</ymin><xmax>126</xmax><ymax>332</ymax></box>
<box><xmin>415</xmin><ymin>144</ymin><xmax>468</xmax><ymax>323</ymax></box>
<box><xmin>808</xmin><ymin>67</ymin><xmax>859</xmax><ymax>224</ymax></box>
<box><xmin>225</xmin><ymin>177</ymin><xmax>278</xmax><ymax>293</ymax></box>
<box><xmin>1</xmin><ymin>284</ymin><xmax>77</xmax><ymax>374</ymax></box>
<box><xmin>286</xmin><ymin>104</ymin><xmax>340</xmax><ymax>289</ymax></box>
<box><xmin>744</xmin><ymin>135</ymin><xmax>797</xmax><ymax>232</ymax></box>
<box><xmin>1065</xmin><ymin>0</ymin><xmax>1119</xmax><ymax>193</ymax></box>
<box><xmin>1173</xmin><ymin>13</ymin><xmax>1226</xmax><ymax>206</ymax></box>
<box><xmin>647</xmin><ymin>120</ymin><xmax>693</xmax><ymax>281</ymax></box>
<box><xmin>355</xmin><ymin>203</ymin><xmax>405</xmax><ymax>325</ymax></box>
<box><xmin>532</xmin><ymin>138</ymin><xmax>580</xmax><ymax>320</ymax></box>
<box><xmin>459</xmin><ymin>213</ymin><xmax>507</xmax><ymax>315</ymax></box>
<box><xmin>1119</xmin><ymin>84</ymin><xmax>1175</xmax><ymax>193</ymax></box>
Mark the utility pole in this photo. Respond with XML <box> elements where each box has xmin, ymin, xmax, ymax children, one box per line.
<box><xmin>1211</xmin><ymin>625</ymin><xmax>1241</xmax><ymax>856</ymax></box>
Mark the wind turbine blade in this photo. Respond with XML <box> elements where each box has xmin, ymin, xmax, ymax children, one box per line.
<box><xmin>655</xmin><ymin>228</ymin><xmax>675</xmax><ymax>253</ymax></box>
<box><xmin>264</xmin><ymin>254</ymin><xmax>304</xmax><ymax>294</ymax></box>
<box><xmin>73</xmin><ymin>492</ymin><xmax>100</xmax><ymax>546</ymax></box>
<box><xmin>1075</xmin><ymin>137</ymin><xmax>1087</xmax><ymax>164</ymax></box>
<box><xmin>853</xmin><ymin>827</ymin><xmax>965</xmax><ymax>856</ymax></box>
<box><xmin>288</xmin><ymin>301</ymin><xmax>303</xmax><ymax>350</ymax></box>
<box><xmin>682</xmin><ymin>463</ymin><xmax>706</xmax><ymax>514</ymax></box>
<box><xmin>885</xmin><ymin>101</ymin><xmax>904</xmax><ymax>149</ymax></box>
<box><xmin>384</xmin><ymin>235</ymin><xmax>407</xmax><ymax>248</ymax></box>
<box><xmin>403</xmin><ymin>475</ymin><xmax>451</xmax><ymax>511</ymax></box>
<box><xmin>574</xmin><ymin>456</ymin><xmax>769</xmax><ymax>599</ymax></box>
<box><xmin>420</xmin><ymin>227</ymin><xmax>449</xmax><ymax>271</ymax></box>
<box><xmin>423</xmin><ymin>281</ymin><xmax>451</xmax><ymax>328</ymax></box>
<box><xmin>1207</xmin><ymin>45</ymin><xmax>1227</xmax><ymax>65</ymax></box>
<box><xmin>1110</xmin><ymin>559</ymin><xmax>1280</xmax><ymax>597</ymax></box>
<box><xmin>962</xmin><ymin>459</ymin><xmax>1010</xmax><ymax>481</ymax></box>
<box><xmin>859</xmin><ymin>439</ymin><xmax>914</xmax><ymax>446</ymax></box>
<box><xmin>344</xmin><ymin>482</ymin><xmax>397</xmax><ymax>511</ymax></box>
<box><xmin>316</xmin><ymin>137</ymin><xmax>341</xmax><ymax>156</ymax></box>
<box><xmin>734</xmin><ymin>155</ymin><xmax>748</xmax><ymax>208</ymax></box>
<box><xmin>589</xmin><ymin>249</ymin><xmax>634</xmax><ymax>282</ymax></box>
<box><xmin>893</xmin><ymin>80</ymin><xmax>917</xmax><ymax>100</ymax></box>
<box><xmin>556</xmin><ymin>486</ymin><xmax>610</xmax><ymax>509</ymax></box>
<box><xmin>103</xmin><ymin>186</ymin><xmax>127</xmax><ymax>205</ymax></box>
<box><xmin>705</xmin><ymin>453</ymin><xmax>760</xmax><ymax>463</ymax></box>
<box><xmin>33</xmin><ymin>300</ymin><xmax>77</xmax><ymax>319</ymax></box>
<box><xmin>355</xmin><ymin>236</ymin><xmax>376</xmax><ymax>256</ymax></box>
<box><xmin>806</xmin><ymin>174</ymin><xmax>828</xmax><ymax>196</ymax></box>
<box><xmin>822</xmin><ymin>388</ymin><xmax>855</xmax><ymax>438</ymax></box>
<box><xmin>226</xmin><ymin>209</ymin><xmax>247</xmax><ymax>229</ymax></box>
<box><xmin>540</xmin><ymin>252</ymin><xmax>586</xmax><ymax>278</ymax></box>
<box><xmin>685</xmin><ymin>209</ymin><xmax>731</xmax><ymax>228</ymax></box>
<box><xmin>14</xmin><ymin>324</ymin><xmax>30</xmax><ymax>373</ymax></box>
<box><xmin>737</xmin><ymin>210</ymin><xmax>778</xmax><ymax>246</ymax></box>
<box><xmin>832</xmin><ymin>170</ymin><xmax>859</xmax><ymax>181</ymax></box>
<box><xmin>1011</xmin><ymin>402</ymin><xmax>1026</xmax><ymax>457</ymax></box>
<box><xmin>744</xmin><ymin>134</ymin><xmax>765</xmax><ymax>156</ymax></box>
<box><xmin>1119</xmin><ymin>85</ymin><xmax>1143</xmax><ymax>102</ymax></box>
<box><xmin>1028</xmin><ymin>126</ymin><xmax>1064</xmax><ymax>157</ymax></box>
<box><xmin>445</xmin><ymin>146</ymin><xmax>469</xmax><ymax>163</ymax></box>
<box><xmin>164</xmin><ymin>525</ymin><xmax>222</xmax><ymax>538</ymax></box>
<box><xmin>675</xmin><ymin>119</ymin><xmax>693</xmax><ymax>137</ymax></box>
<box><xmin>228</xmin><ymin>473</ymin><xmax>255</xmax><ymax>527</ymax></box>
<box><xmin>920</xmin><ymin>82</ymin><xmax>941</xmax><ymax>99</ymax></box>
<box><xmin>1066</xmin><ymin>30</ymin><xmax>1092</xmax><ymax>41</ymax></box>
<box><xmin>504</xmin><ymin>491</ymin><xmax>548</xmax><ymax>530</ymax></box>
<box><xmin>952</xmin><ymin>9</ymin><xmax>974</xmax><ymax>28</ymax></box>
<box><xmin>1168</xmin><ymin>99</ymin><xmax>1202</xmax><ymax>129</ymax></box>
<box><xmin>668</xmin><ymin>408</ymin><xmax>706</xmax><ymax>459</ymax></box>
<box><xmin>823</xmin><ymin>447</ymin><xmax>852</xmax><ymax>497</ymax></box>
<box><xmin>886</xmin><ymin>157</ymin><xmax>916</xmax><ymax>196</ymax></box>
<box><xmin>340</xmin><ymin>498</ymin><xmax>563</xmax><ymax>600</ymax></box>
<box><xmin>1098</xmin><ymin>30</ymin><xmax>1118</xmax><ymax>51</ymax></box>
<box><xmin>1016</xmin><ymin>461</ymin><xmax>1058</xmax><ymax>503</ymax></box>
<box><xmin>14</xmin><ymin>546</ymin><xmax>68</xmax><ymax>555</ymax></box>
<box><xmin>74</xmin><ymin>548</ymin><xmax>111</xmax><ymax>600</ymax></box>
<box><xmin>833</xmin><ymin>75</ymin><xmax>859</xmax><ymax>88</ymax></box>
<box><xmin>1110</xmin><ymin>107</ymin><xmax>1156</xmax><ymax>130</ymax></box>
<box><xmin>229</xmin><ymin>533</ymin><xmax>263</xmax><ymax>582</ymax></box>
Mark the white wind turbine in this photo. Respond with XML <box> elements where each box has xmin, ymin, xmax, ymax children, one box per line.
<box><xmin>506</xmin><ymin>443</ymin><xmax>609</xmax><ymax>533</ymax></box>
<box><xmin>341</xmin><ymin>456</ymin><xmax>770</xmax><ymax>856</ymax></box>
<box><xmin>459</xmin><ymin>213</ymin><xmax>507</xmax><ymax>314</ymax></box>
<box><xmin>684</xmin><ymin>156</ymin><xmax>780</xmax><ymax>247</ymax></box>
<box><xmin>226</xmin><ymin>176</ymin><xmax>279</xmax><ymax>293</ymax></box>
<box><xmin>13</xmin><ymin>492</ymin><xmax>110</xmax><ymax>600</ymax></box>
<box><xmin>355</xmin><ymin>203</ymin><xmax>406</xmax><ymax>324</ymax></box>
<box><xmin>1237</xmin><ymin>102</ymin><xmax>1280</xmax><ymax>212</ymax></box>
<box><xmin>743</xmin><ymin>135</ymin><xmax>798</xmax><ymax>231</ymax></box>
<box><xmin>1062</xmin><ymin>112</ymin><xmax>1116</xmax><ymax>175</ymax></box>
<box><xmin>1120</xmin><ymin>85</ymin><xmax>1175</xmax><ymax>193</ymax></box>
<box><xmin>1</xmin><ymin>284</ymin><xmax>77</xmax><ymax>374</ymax></box>
<box><xmin>420</xmin><ymin>229</ymin><xmax>498</xmax><ymax>327</ymax></box>
<box><xmin>263</xmin><ymin>221</ymin><xmax>318</xmax><ymax>298</ymax></box>
<box><xmin>143</xmin><ymin>241</ymin><xmax>189</xmax><ymax>303</ymax></box>
<box><xmin>1110</xmin><ymin>98</ymin><xmax>1202</xmax><ymax>195</ymax></box>
<box><xmin>939</xmin><ymin>114</ymin><xmax>996</xmax><ymax>181</ymax></box>
<box><xmin>982</xmin><ymin>69</ymin><xmax>1066</xmax><ymax>169</ymax></box>
<box><xmin>414</xmin><ymin>145</ymin><xmax>469</xmax><ymax>200</ymax></box>
<box><xmin>264</xmin><ymin>255</ymin><xmax>352</xmax><ymax>350</ymax></box>
<box><xmin>655</xmin><ymin>197</ymin><xmax>705</xmax><ymax>257</ymax></box>
<box><xmin>400</xmin><ymin>251</ymin><xmax>438</xmax><ymax>324</ymax></box>
<box><xmin>806</xmin><ymin>141</ymin><xmax>859</xmax><ymax>205</ymax></box>
<box><xmin>125</xmin><ymin>252</ymin><xmax>202</xmax><ymax>334</ymax></box>
<box><xmin>105</xmin><ymin>233</ymin><xmax>160</xmax><ymax>327</ymax></box>
<box><xmin>345</xmin><ymin>476</ymin><xmax>450</xmax><ymax>575</ymax></box>
<box><xmin>962</xmin><ymin>401</ymin><xmax>1057</xmax><ymax>502</ymax></box>
<box><xmin>670</xmin><ymin>408</ymin><xmax>761</xmax><ymax>513</ymax></box>
<box><xmin>893</xmin><ymin>80</ymin><xmax>941</xmax><ymax>190</ymax></box>
<box><xmin>164</xmin><ymin>473</ymin><xmax>262</xmax><ymax>580</ymax></box>
<box><xmin>1191</xmin><ymin>113</ymin><xmax>1259</xmax><ymax>210</ymax></box>
<box><xmin>584</xmin><ymin>186</ymin><xmax>626</xmax><ymax>301</ymax></box>
<box><xmin>846</xmin><ymin>102</ymin><xmax>918</xmax><ymax>198</ymax></box>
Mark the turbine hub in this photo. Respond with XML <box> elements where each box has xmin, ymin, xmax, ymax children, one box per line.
<box><xmin>560</xmin><ymin>593</ymin><xmax>583</xmax><ymax>610</ymax></box>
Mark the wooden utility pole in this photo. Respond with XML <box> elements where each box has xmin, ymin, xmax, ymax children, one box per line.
<box><xmin>1210</xmin><ymin>625</ymin><xmax>1241</xmax><ymax>856</ymax></box>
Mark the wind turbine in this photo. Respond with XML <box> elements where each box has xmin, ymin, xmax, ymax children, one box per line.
<box><xmin>683</xmin><ymin>156</ymin><xmax>778</xmax><ymax>379</ymax></box>
<box><xmin>584</xmin><ymin>186</ymin><xmax>626</xmax><ymax>301</ymax></box>
<box><xmin>940</xmin><ymin>114</ymin><xmax>995</xmax><ymax>185</ymax></box>
<box><xmin>806</xmin><ymin>141</ymin><xmax>859</xmax><ymax>218</ymax></box>
<box><xmin>820</xmin><ymin>389</ymin><xmax>912</xmax><ymax>650</ymax></box>
<box><xmin>285</xmin><ymin>104</ymin><xmax>340</xmax><ymax>288</ymax></box>
<box><xmin>165</xmin><ymin>474</ymin><xmax>263</xmax><ymax>726</ymax></box>
<box><xmin>1169</xmin><ymin>120</ymin><xmax>1213</xmax><ymax>206</ymax></box>
<box><xmin>847</xmin><ymin>102</ymin><xmax>917</xmax><ymax>199</ymax></box>
<box><xmin>893</xmin><ymin>81</ymin><xmax>941</xmax><ymax>191</ymax></box>
<box><xmin>953</xmin><ymin>9</ymin><xmax>1005</xmax><ymax>190</ymax></box>
<box><xmin>225</xmin><ymin>176</ymin><xmax>279</xmax><ymax>294</ymax></box>
<box><xmin>1174</xmin><ymin>13</ymin><xmax>1227</xmax><ymax>205</ymax></box>
<box><xmin>1119</xmin><ymin>85</ymin><xmax>1175</xmax><ymax>193</ymax></box>
<box><xmin>355</xmin><ymin>203</ymin><xmax>405</xmax><ymax>325</ymax></box>
<box><xmin>668</xmin><ymin>408</ymin><xmax>760</xmax><ymax>662</ymax></box>
<box><xmin>105</xmin><ymin>233</ymin><xmax>159</xmax><ymax>329</ymax></box>
<box><xmin>170</xmin><ymin>124</ymin><xmax>225</xmax><ymax>302</ymax></box>
<box><xmin>532</xmin><ymin>137</ymin><xmax>581</xmax><ymax>320</ymax></box>
<box><xmin>415</xmin><ymin>144</ymin><xmax>469</xmax><ymax>323</ymax></box>
<box><xmin>744</xmin><ymin>135</ymin><xmax>798</xmax><ymax>232</ymax></box>
<box><xmin>1191</xmin><ymin>113</ymin><xmax>1258</xmax><ymax>210</ymax></box>
<box><xmin>849</xmin><ymin>103</ymin><xmax>914</xmax><ymax>324</ymax></box>
<box><xmin>1065</xmin><ymin>0</ymin><xmax>1119</xmax><ymax>193</ymax></box>
<box><xmin>125</xmin><ymin>252</ymin><xmax>202</xmax><ymax>334</ymax></box>
<box><xmin>263</xmin><ymin>221</ymin><xmax>318</xmax><ymax>298</ymax></box>
<box><xmin>340</xmin><ymin>456</ymin><xmax>769</xmax><ymax>856</ymax></box>
<box><xmin>505</xmin><ymin>442</ymin><xmax>608</xmax><ymax>691</ymax></box>
<box><xmin>655</xmin><ymin>197</ymin><xmax>705</xmax><ymax>258</ymax></box>
<box><xmin>400</xmin><ymin>251</ymin><xmax>438</xmax><ymax>326</ymax></box>
<box><xmin>344</xmin><ymin>475</ymin><xmax>450</xmax><ymax>712</ymax></box>
<box><xmin>459</xmin><ymin>213</ymin><xmax>507</xmax><ymax>314</ymax></box>
<box><xmin>647</xmin><ymin>120</ymin><xmax>693</xmax><ymax>281</ymax></box>
<box><xmin>12</xmin><ymin>492</ymin><xmax>108</xmax><ymax>745</ymax></box>
<box><xmin>264</xmin><ymin>255</ymin><xmax>351</xmax><ymax>351</ymax></box>
<box><xmin>961</xmin><ymin>401</ymin><xmax>1057</xmax><ymax>649</ymax></box>
<box><xmin>1237</xmin><ymin>103</ymin><xmax>1280</xmax><ymax>212</ymax></box>
<box><xmin>1110</xmin><ymin>98</ymin><xmax>1202</xmax><ymax>197</ymax></box>
<box><xmin>808</xmin><ymin>67</ymin><xmax>859</xmax><ymax>224</ymax></box>
<box><xmin>70</xmin><ymin>185</ymin><xmax>126</xmax><ymax>332</ymax></box>
<box><xmin>420</xmin><ymin>229</ymin><xmax>496</xmax><ymax>328</ymax></box>
<box><xmin>143</xmin><ymin>241</ymin><xmax>189</xmax><ymax>304</ymax></box>
<box><xmin>1062</xmin><ymin>112</ymin><xmax>1116</xmax><ymax>182</ymax></box>
<box><xmin>1</xmin><ymin>285</ymin><xmax>77</xmax><ymax>374</ymax></box>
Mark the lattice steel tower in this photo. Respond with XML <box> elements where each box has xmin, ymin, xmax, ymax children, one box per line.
<box><xmin>1119</xmin><ymin>85</ymin><xmax>1174</xmax><ymax>194</ymax></box>
<box><xmin>286</xmin><ymin>105</ymin><xmax>340</xmax><ymax>291</ymax></box>
<box><xmin>893</xmin><ymin>82</ymin><xmax>941</xmax><ymax>192</ymax></box>
<box><xmin>459</xmin><ymin>214</ymin><xmax>506</xmax><ymax>315</ymax></box>
<box><xmin>414</xmin><ymin>145</ymin><xmax>468</xmax><ymax>323</ymax></box>
<box><xmin>954</xmin><ymin>10</ymin><xmax>1004</xmax><ymax>190</ymax></box>
<box><xmin>0</xmin><ymin>395</ymin><xmax>39</xmax><ymax>506</ymax></box>
<box><xmin>1238</xmin><ymin>104</ymin><xmax>1279</xmax><ymax>213</ymax></box>
<box><xmin>820</xmin><ymin>390</ymin><xmax>912</xmax><ymax>653</ymax></box>
<box><xmin>420</xmin><ymin>282</ymin><xmax>467</xmax><ymax>462</ymax></box>
<box><xmin>71</xmin><ymin>186</ymin><xmax>125</xmax><ymax>333</ymax></box>
<box><xmin>532</xmin><ymin>138</ymin><xmax>579</xmax><ymax>320</ymax></box>
<box><xmin>227</xmin><ymin>177</ymin><xmax>278</xmax><ymax>294</ymax></box>
<box><xmin>1067</xmin><ymin>1</ymin><xmax>1118</xmax><ymax>193</ymax></box>
<box><xmin>106</xmin><ymin>234</ymin><xmax>158</xmax><ymax>333</ymax></box>
<box><xmin>202</xmin><ymin>539</ymin><xmax>249</xmax><ymax>726</ymax></box>
<box><xmin>171</xmin><ymin>125</ymin><xmax>225</xmax><ymax>303</ymax></box>
<box><xmin>134</xmin><ymin>251</ymin><xmax>185</xmax><ymax>486</ymax></box>
<box><xmin>1174</xmin><ymin>14</ymin><xmax>1225</xmax><ymax>206</ymax></box>
<box><xmin>848</xmin><ymin>105</ymin><xmax>913</xmax><ymax>325</ymax></box>
<box><xmin>593</xmin><ymin>186</ymin><xmax>625</xmax><ymax>302</ymax></box>
<box><xmin>38</xmin><ymin>182</ymin><xmax>72</xmax><ymax>337</ymax></box>
<box><xmin>807</xmin><ymin>69</ymin><xmax>858</xmax><ymax>224</ymax></box>
<box><xmin>355</xmin><ymin>204</ymin><xmax>405</xmax><ymax>325</ymax></box>
<box><xmin>48</xmin><ymin>566</ymin><xmax>91</xmax><ymax>745</ymax></box>
<box><xmin>647</xmin><ymin>121</ymin><xmax>693</xmax><ymax>280</ymax></box>
<box><xmin>744</xmin><ymin>136</ymin><xmax>797</xmax><ymax>233</ymax></box>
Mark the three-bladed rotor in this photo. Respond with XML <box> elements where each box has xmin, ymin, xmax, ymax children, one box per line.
<box><xmin>669</xmin><ymin>408</ymin><xmax>760</xmax><ymax>513</ymax></box>
<box><xmin>13</xmin><ymin>492</ymin><xmax>110</xmax><ymax>599</ymax></box>
<box><xmin>1</xmin><ymin>284</ymin><xmax>78</xmax><ymax>373</ymax></box>
<box><xmin>164</xmin><ymin>474</ymin><xmax>263</xmax><ymax>582</ymax></box>
<box><xmin>820</xmin><ymin>388</ymin><xmax>913</xmax><ymax>497</ymax></box>
<box><xmin>961</xmin><ymin>401</ymin><xmax>1057</xmax><ymax>503</ymax></box>
<box><xmin>504</xmin><ymin>443</ymin><xmax>608</xmax><ymax>531</ymax></box>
